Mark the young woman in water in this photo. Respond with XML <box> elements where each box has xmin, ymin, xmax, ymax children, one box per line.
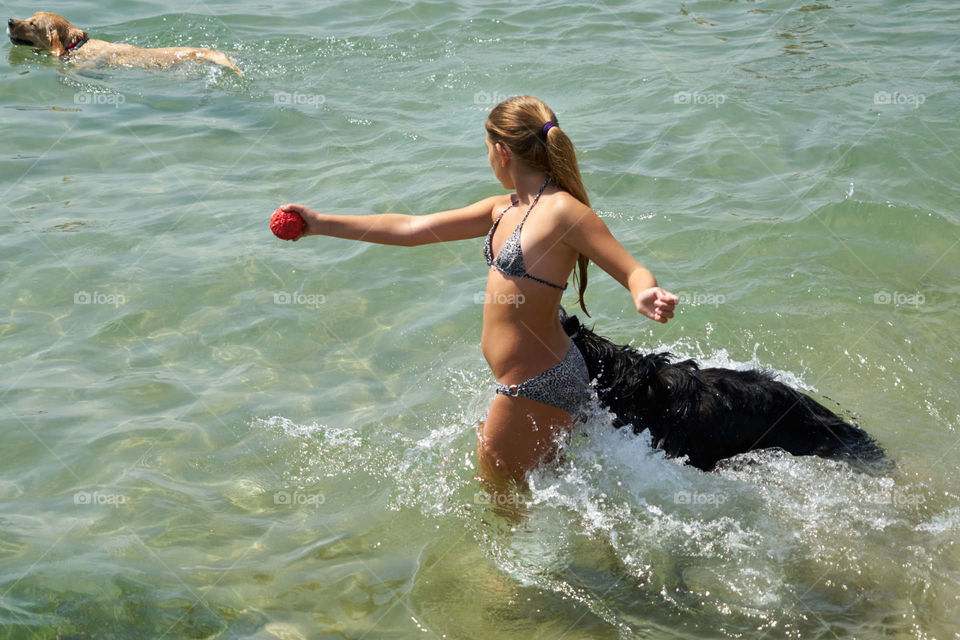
<box><xmin>278</xmin><ymin>95</ymin><xmax>678</xmax><ymax>488</ymax></box>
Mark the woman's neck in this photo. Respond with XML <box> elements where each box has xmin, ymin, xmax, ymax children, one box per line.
<box><xmin>511</xmin><ymin>170</ymin><xmax>551</xmax><ymax>205</ymax></box>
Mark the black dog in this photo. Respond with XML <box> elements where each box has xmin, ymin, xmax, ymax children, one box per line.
<box><xmin>560</xmin><ymin>308</ymin><xmax>887</xmax><ymax>471</ymax></box>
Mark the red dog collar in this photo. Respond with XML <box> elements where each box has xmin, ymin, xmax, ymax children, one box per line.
<box><xmin>66</xmin><ymin>35</ymin><xmax>89</xmax><ymax>52</ymax></box>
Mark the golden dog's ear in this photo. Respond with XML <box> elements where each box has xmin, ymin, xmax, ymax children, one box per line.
<box><xmin>46</xmin><ymin>22</ymin><xmax>85</xmax><ymax>57</ymax></box>
<box><xmin>46</xmin><ymin>23</ymin><xmax>67</xmax><ymax>56</ymax></box>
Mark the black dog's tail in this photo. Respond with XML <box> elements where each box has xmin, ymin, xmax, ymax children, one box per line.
<box><xmin>560</xmin><ymin>308</ymin><xmax>888</xmax><ymax>471</ymax></box>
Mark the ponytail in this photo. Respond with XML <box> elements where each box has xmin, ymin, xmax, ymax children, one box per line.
<box><xmin>486</xmin><ymin>96</ymin><xmax>592</xmax><ymax>316</ymax></box>
<box><xmin>543</xmin><ymin>124</ymin><xmax>591</xmax><ymax>317</ymax></box>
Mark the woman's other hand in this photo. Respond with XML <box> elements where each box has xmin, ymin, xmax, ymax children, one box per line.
<box><xmin>635</xmin><ymin>287</ymin><xmax>679</xmax><ymax>323</ymax></box>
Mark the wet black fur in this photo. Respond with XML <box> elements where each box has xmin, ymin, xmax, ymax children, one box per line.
<box><xmin>560</xmin><ymin>309</ymin><xmax>887</xmax><ymax>471</ymax></box>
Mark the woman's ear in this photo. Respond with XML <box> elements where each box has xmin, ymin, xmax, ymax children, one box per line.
<box><xmin>496</xmin><ymin>142</ymin><xmax>511</xmax><ymax>168</ymax></box>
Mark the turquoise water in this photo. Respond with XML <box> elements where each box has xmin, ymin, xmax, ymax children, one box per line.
<box><xmin>2</xmin><ymin>0</ymin><xmax>959</xmax><ymax>637</ymax></box>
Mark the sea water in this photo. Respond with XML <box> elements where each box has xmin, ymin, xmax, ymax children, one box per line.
<box><xmin>1</xmin><ymin>0</ymin><xmax>958</xmax><ymax>637</ymax></box>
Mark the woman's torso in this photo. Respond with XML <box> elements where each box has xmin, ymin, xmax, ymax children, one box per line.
<box><xmin>480</xmin><ymin>191</ymin><xmax>580</xmax><ymax>383</ymax></box>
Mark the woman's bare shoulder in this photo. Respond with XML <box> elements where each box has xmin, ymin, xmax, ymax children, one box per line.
<box><xmin>493</xmin><ymin>191</ymin><xmax>517</xmax><ymax>211</ymax></box>
<box><xmin>551</xmin><ymin>190</ymin><xmax>595</xmax><ymax>226</ymax></box>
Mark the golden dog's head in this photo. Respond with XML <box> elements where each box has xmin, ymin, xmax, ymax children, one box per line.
<box><xmin>7</xmin><ymin>12</ymin><xmax>88</xmax><ymax>57</ymax></box>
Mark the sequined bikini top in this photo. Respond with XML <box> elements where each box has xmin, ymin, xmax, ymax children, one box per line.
<box><xmin>482</xmin><ymin>176</ymin><xmax>568</xmax><ymax>290</ymax></box>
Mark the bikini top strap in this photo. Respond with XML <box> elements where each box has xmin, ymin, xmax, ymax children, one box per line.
<box><xmin>517</xmin><ymin>176</ymin><xmax>552</xmax><ymax>227</ymax></box>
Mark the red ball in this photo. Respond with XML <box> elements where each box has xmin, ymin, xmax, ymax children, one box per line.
<box><xmin>270</xmin><ymin>208</ymin><xmax>305</xmax><ymax>240</ymax></box>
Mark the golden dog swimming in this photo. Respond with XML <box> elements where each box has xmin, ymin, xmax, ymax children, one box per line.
<box><xmin>7</xmin><ymin>11</ymin><xmax>241</xmax><ymax>75</ymax></box>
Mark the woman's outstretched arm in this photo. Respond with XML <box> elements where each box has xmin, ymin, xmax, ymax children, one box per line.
<box><xmin>278</xmin><ymin>196</ymin><xmax>504</xmax><ymax>246</ymax></box>
<box><xmin>558</xmin><ymin>195</ymin><xmax>678</xmax><ymax>323</ymax></box>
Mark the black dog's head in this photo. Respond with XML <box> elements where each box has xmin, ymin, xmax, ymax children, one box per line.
<box><xmin>561</xmin><ymin>309</ymin><xmax>670</xmax><ymax>389</ymax></box>
<box><xmin>560</xmin><ymin>307</ymin><xmax>676</xmax><ymax>430</ymax></box>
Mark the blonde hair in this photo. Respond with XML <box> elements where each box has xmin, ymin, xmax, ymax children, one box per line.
<box><xmin>485</xmin><ymin>95</ymin><xmax>591</xmax><ymax>316</ymax></box>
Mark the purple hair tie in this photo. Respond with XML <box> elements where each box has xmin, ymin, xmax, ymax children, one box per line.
<box><xmin>542</xmin><ymin>121</ymin><xmax>556</xmax><ymax>136</ymax></box>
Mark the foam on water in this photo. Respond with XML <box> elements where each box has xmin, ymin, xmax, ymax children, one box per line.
<box><xmin>258</xmin><ymin>346</ymin><xmax>960</xmax><ymax>636</ymax></box>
